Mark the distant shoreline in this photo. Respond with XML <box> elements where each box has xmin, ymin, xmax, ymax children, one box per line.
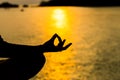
<box><xmin>0</xmin><ymin>2</ymin><xmax>28</xmax><ymax>8</ymax></box>
<box><xmin>40</xmin><ymin>1</ymin><xmax>120</xmax><ymax>7</ymax></box>
<box><xmin>1</xmin><ymin>1</ymin><xmax>120</xmax><ymax>8</ymax></box>
<box><xmin>0</xmin><ymin>2</ymin><xmax>18</xmax><ymax>8</ymax></box>
<box><xmin>40</xmin><ymin>5</ymin><xmax>120</xmax><ymax>7</ymax></box>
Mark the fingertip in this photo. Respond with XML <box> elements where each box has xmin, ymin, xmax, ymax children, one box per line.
<box><xmin>56</xmin><ymin>34</ymin><xmax>62</xmax><ymax>42</ymax></box>
<box><xmin>66</xmin><ymin>43</ymin><xmax>72</xmax><ymax>46</ymax></box>
<box><xmin>54</xmin><ymin>33</ymin><xmax>59</xmax><ymax>36</ymax></box>
<box><xmin>54</xmin><ymin>33</ymin><xmax>57</xmax><ymax>35</ymax></box>
<box><xmin>70</xmin><ymin>43</ymin><xmax>72</xmax><ymax>45</ymax></box>
<box><xmin>50</xmin><ymin>34</ymin><xmax>57</xmax><ymax>41</ymax></box>
<box><xmin>63</xmin><ymin>43</ymin><xmax>72</xmax><ymax>50</ymax></box>
<box><xmin>63</xmin><ymin>39</ymin><xmax>66</xmax><ymax>42</ymax></box>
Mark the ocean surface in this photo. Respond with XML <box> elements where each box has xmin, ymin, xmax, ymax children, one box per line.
<box><xmin>0</xmin><ymin>7</ymin><xmax>120</xmax><ymax>80</ymax></box>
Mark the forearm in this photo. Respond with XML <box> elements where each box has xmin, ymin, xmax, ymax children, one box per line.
<box><xmin>0</xmin><ymin>35</ymin><xmax>45</xmax><ymax>57</ymax></box>
<box><xmin>0</xmin><ymin>41</ymin><xmax>45</xmax><ymax>58</ymax></box>
<box><xmin>0</xmin><ymin>41</ymin><xmax>17</xmax><ymax>57</ymax></box>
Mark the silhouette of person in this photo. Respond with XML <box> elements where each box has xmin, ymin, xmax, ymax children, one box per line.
<box><xmin>0</xmin><ymin>33</ymin><xmax>72</xmax><ymax>80</ymax></box>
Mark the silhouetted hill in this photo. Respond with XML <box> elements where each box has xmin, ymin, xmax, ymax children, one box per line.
<box><xmin>0</xmin><ymin>2</ymin><xmax>18</xmax><ymax>8</ymax></box>
<box><xmin>23</xmin><ymin>4</ymin><xmax>28</xmax><ymax>7</ymax></box>
<box><xmin>40</xmin><ymin>0</ymin><xmax>120</xmax><ymax>7</ymax></box>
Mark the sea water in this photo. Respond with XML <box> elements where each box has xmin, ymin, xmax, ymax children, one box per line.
<box><xmin>0</xmin><ymin>7</ymin><xmax>120</xmax><ymax>80</ymax></box>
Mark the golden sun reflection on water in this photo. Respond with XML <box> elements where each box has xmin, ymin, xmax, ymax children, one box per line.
<box><xmin>33</xmin><ymin>8</ymin><xmax>75</xmax><ymax>80</ymax></box>
<box><xmin>52</xmin><ymin>9</ymin><xmax>67</xmax><ymax>28</ymax></box>
<box><xmin>1</xmin><ymin>7</ymin><xmax>119</xmax><ymax>80</ymax></box>
<box><xmin>52</xmin><ymin>9</ymin><xmax>66</xmax><ymax>28</ymax></box>
<box><xmin>25</xmin><ymin>7</ymin><xmax>76</xmax><ymax>80</ymax></box>
<box><xmin>49</xmin><ymin>8</ymin><xmax>73</xmax><ymax>47</ymax></box>
<box><xmin>45</xmin><ymin>8</ymin><xmax>72</xmax><ymax>37</ymax></box>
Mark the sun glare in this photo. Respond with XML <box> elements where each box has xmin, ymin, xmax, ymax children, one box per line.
<box><xmin>52</xmin><ymin>9</ymin><xmax>67</xmax><ymax>28</ymax></box>
<box><xmin>53</xmin><ymin>9</ymin><xmax>65</xmax><ymax>20</ymax></box>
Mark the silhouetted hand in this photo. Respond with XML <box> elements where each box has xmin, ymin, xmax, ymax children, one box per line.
<box><xmin>43</xmin><ymin>33</ymin><xmax>72</xmax><ymax>52</ymax></box>
<box><xmin>0</xmin><ymin>35</ymin><xmax>4</xmax><ymax>42</ymax></box>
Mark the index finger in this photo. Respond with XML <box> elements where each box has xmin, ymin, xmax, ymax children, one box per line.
<box><xmin>49</xmin><ymin>33</ymin><xmax>58</xmax><ymax>41</ymax></box>
<box><xmin>56</xmin><ymin>34</ymin><xmax>62</xmax><ymax>43</ymax></box>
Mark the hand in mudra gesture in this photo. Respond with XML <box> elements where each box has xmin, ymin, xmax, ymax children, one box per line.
<box><xmin>43</xmin><ymin>33</ymin><xmax>72</xmax><ymax>52</ymax></box>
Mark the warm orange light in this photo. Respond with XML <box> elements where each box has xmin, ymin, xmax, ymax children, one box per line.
<box><xmin>52</xmin><ymin>9</ymin><xmax>67</xmax><ymax>28</ymax></box>
<box><xmin>53</xmin><ymin>9</ymin><xmax>65</xmax><ymax>20</ymax></box>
